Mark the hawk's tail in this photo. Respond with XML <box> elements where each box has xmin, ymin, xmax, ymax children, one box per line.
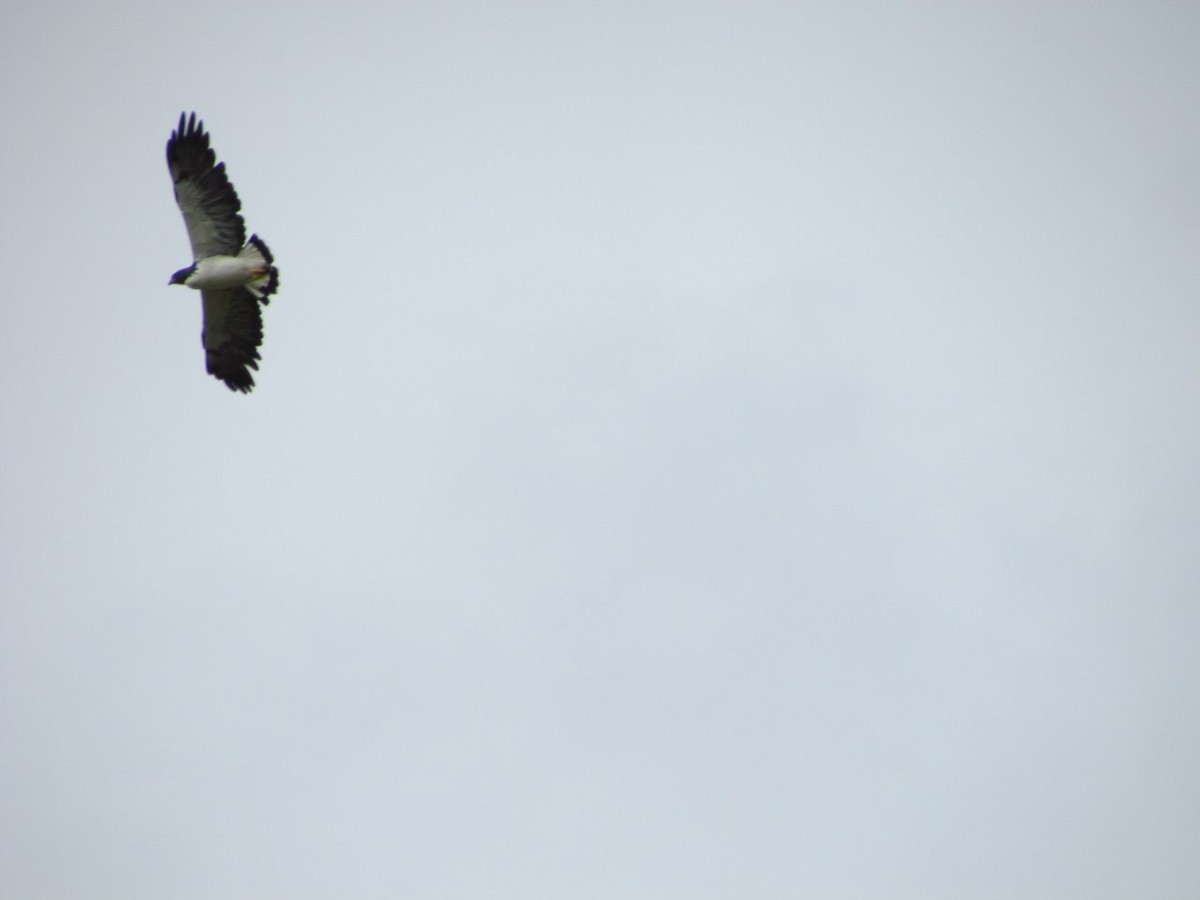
<box><xmin>240</xmin><ymin>234</ymin><xmax>280</xmax><ymax>304</ymax></box>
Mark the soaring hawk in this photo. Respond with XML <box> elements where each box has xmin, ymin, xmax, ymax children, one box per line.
<box><xmin>167</xmin><ymin>112</ymin><xmax>279</xmax><ymax>392</ymax></box>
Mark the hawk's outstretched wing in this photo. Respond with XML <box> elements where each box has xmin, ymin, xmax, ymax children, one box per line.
<box><xmin>167</xmin><ymin>112</ymin><xmax>246</xmax><ymax>260</ymax></box>
<box><xmin>202</xmin><ymin>287</ymin><xmax>264</xmax><ymax>393</ymax></box>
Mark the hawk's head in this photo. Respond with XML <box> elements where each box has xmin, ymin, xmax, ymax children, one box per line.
<box><xmin>169</xmin><ymin>264</ymin><xmax>197</xmax><ymax>286</ymax></box>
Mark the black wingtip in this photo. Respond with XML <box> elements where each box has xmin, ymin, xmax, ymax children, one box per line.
<box><xmin>209</xmin><ymin>356</ymin><xmax>258</xmax><ymax>393</ymax></box>
<box><xmin>166</xmin><ymin>111</ymin><xmax>214</xmax><ymax>179</ymax></box>
<box><xmin>170</xmin><ymin>111</ymin><xmax>200</xmax><ymax>142</ymax></box>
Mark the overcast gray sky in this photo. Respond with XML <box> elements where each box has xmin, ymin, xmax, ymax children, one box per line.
<box><xmin>2</xmin><ymin>2</ymin><xmax>1199</xmax><ymax>898</ymax></box>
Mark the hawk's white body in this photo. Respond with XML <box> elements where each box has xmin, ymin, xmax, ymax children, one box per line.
<box><xmin>182</xmin><ymin>255</ymin><xmax>268</xmax><ymax>290</ymax></box>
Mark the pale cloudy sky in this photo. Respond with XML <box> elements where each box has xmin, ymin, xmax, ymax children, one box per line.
<box><xmin>2</xmin><ymin>2</ymin><xmax>1199</xmax><ymax>898</ymax></box>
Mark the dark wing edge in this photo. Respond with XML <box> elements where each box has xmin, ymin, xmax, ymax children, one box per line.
<box><xmin>167</xmin><ymin>112</ymin><xmax>246</xmax><ymax>259</ymax></box>
<box><xmin>201</xmin><ymin>286</ymin><xmax>265</xmax><ymax>393</ymax></box>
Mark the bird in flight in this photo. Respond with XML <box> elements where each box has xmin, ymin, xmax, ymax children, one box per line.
<box><xmin>167</xmin><ymin>112</ymin><xmax>280</xmax><ymax>392</ymax></box>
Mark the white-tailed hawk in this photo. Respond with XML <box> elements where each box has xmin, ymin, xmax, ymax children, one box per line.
<box><xmin>167</xmin><ymin>112</ymin><xmax>279</xmax><ymax>393</ymax></box>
